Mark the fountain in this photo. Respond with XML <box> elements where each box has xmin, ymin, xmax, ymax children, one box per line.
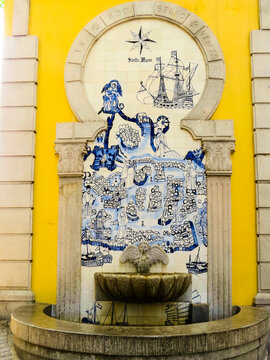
<box><xmin>95</xmin><ymin>242</ymin><xmax>191</xmax><ymax>305</ymax></box>
<box><xmin>10</xmin><ymin>1</ymin><xmax>269</xmax><ymax>359</ymax></box>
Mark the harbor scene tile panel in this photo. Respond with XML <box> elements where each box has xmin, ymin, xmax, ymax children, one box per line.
<box><xmin>81</xmin><ymin>18</ymin><xmax>207</xmax><ymax>322</ymax></box>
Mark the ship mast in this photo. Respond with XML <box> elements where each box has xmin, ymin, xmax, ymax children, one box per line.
<box><xmin>155</xmin><ymin>56</ymin><xmax>169</xmax><ymax>105</ymax></box>
<box><xmin>172</xmin><ymin>51</ymin><xmax>183</xmax><ymax>101</ymax></box>
<box><xmin>195</xmin><ymin>247</ymin><xmax>200</xmax><ymax>263</ymax></box>
<box><xmin>187</xmin><ymin>62</ymin><xmax>191</xmax><ymax>91</ymax></box>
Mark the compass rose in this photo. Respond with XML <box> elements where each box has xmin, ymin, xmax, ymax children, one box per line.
<box><xmin>126</xmin><ymin>27</ymin><xmax>156</xmax><ymax>55</ymax></box>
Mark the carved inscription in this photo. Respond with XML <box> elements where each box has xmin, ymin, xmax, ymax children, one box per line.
<box><xmin>74</xmin><ymin>41</ymin><xmax>85</xmax><ymax>53</ymax></box>
<box><xmin>155</xmin><ymin>3</ymin><xmax>189</xmax><ymax>23</ymax></box>
<box><xmin>183</xmin><ymin>14</ymin><xmax>204</xmax><ymax>35</ymax></box>
<box><xmin>85</xmin><ymin>17</ymin><xmax>106</xmax><ymax>38</ymax></box>
<box><xmin>197</xmin><ymin>28</ymin><xmax>220</xmax><ymax>61</ymax></box>
<box><xmin>190</xmin><ymin>19</ymin><xmax>199</xmax><ymax>28</ymax></box>
<box><xmin>69</xmin><ymin>31</ymin><xmax>94</xmax><ymax>63</ymax></box>
<box><xmin>102</xmin><ymin>4</ymin><xmax>134</xmax><ymax>25</ymax></box>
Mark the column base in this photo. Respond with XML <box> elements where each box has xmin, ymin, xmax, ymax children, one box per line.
<box><xmin>0</xmin><ymin>290</ymin><xmax>35</xmax><ymax>320</ymax></box>
<box><xmin>254</xmin><ymin>292</ymin><xmax>270</xmax><ymax>308</ymax></box>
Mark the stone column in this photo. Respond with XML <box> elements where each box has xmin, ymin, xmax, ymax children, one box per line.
<box><xmin>55</xmin><ymin>141</ymin><xmax>86</xmax><ymax>322</ymax></box>
<box><xmin>203</xmin><ymin>141</ymin><xmax>235</xmax><ymax>320</ymax></box>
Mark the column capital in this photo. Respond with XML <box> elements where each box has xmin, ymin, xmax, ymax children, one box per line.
<box><xmin>203</xmin><ymin>140</ymin><xmax>235</xmax><ymax>175</ymax></box>
<box><xmin>55</xmin><ymin>141</ymin><xmax>87</xmax><ymax>177</ymax></box>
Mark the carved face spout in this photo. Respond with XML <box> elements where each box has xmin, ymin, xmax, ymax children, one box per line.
<box><xmin>120</xmin><ymin>242</ymin><xmax>169</xmax><ymax>273</ymax></box>
<box><xmin>138</xmin><ymin>242</ymin><xmax>150</xmax><ymax>255</ymax></box>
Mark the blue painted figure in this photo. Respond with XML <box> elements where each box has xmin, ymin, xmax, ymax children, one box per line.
<box><xmin>97</xmin><ymin>80</ymin><xmax>147</xmax><ymax>168</ymax></box>
<box><xmin>91</xmin><ymin>145</ymin><xmax>124</xmax><ymax>171</ymax></box>
<box><xmin>150</xmin><ymin>115</ymin><xmax>170</xmax><ymax>155</ymax></box>
<box><xmin>101</xmin><ymin>80</ymin><xmax>123</xmax><ymax>115</ymax></box>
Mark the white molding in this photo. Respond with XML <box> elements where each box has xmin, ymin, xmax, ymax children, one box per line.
<box><xmin>0</xmin><ymin>6</ymin><xmax>38</xmax><ymax>314</ymax></box>
<box><xmin>251</xmin><ymin>7</ymin><xmax>270</xmax><ymax>305</ymax></box>
<box><xmin>260</xmin><ymin>0</ymin><xmax>270</xmax><ymax>30</ymax></box>
<box><xmin>12</xmin><ymin>0</ymin><xmax>30</xmax><ymax>36</ymax></box>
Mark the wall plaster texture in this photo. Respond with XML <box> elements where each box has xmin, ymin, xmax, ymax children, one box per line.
<box><xmin>0</xmin><ymin>0</ymin><xmax>36</xmax><ymax>319</ymax></box>
<box><xmin>252</xmin><ymin>0</ymin><xmax>270</xmax><ymax>309</ymax></box>
<box><xmin>56</xmin><ymin>0</ymin><xmax>235</xmax><ymax>322</ymax></box>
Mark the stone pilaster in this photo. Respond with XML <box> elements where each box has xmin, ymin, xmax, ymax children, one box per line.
<box><xmin>203</xmin><ymin>140</ymin><xmax>235</xmax><ymax>320</ymax></box>
<box><xmin>55</xmin><ymin>141</ymin><xmax>86</xmax><ymax>321</ymax></box>
<box><xmin>0</xmin><ymin>1</ymin><xmax>37</xmax><ymax>319</ymax></box>
<box><xmin>251</xmin><ymin>1</ymin><xmax>270</xmax><ymax>308</ymax></box>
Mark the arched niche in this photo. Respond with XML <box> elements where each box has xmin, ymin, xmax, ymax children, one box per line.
<box><xmin>55</xmin><ymin>1</ymin><xmax>235</xmax><ymax>322</ymax></box>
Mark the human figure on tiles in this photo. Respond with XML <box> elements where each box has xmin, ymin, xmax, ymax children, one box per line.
<box><xmin>94</xmin><ymin>80</ymin><xmax>174</xmax><ymax>171</ymax></box>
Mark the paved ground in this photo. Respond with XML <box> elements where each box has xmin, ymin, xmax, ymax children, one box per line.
<box><xmin>0</xmin><ymin>321</ymin><xmax>18</xmax><ymax>360</ymax></box>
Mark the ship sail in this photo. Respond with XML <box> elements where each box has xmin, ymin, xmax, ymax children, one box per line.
<box><xmin>183</xmin><ymin>63</ymin><xmax>198</xmax><ymax>93</ymax></box>
<box><xmin>155</xmin><ymin>57</ymin><xmax>170</xmax><ymax>105</ymax></box>
<box><xmin>136</xmin><ymin>65</ymin><xmax>160</xmax><ymax>104</ymax></box>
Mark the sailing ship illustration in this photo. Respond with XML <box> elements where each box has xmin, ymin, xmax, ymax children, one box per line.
<box><xmin>82</xmin><ymin>301</ymin><xmax>103</xmax><ymax>324</ymax></box>
<box><xmin>103</xmin><ymin>301</ymin><xmax>129</xmax><ymax>326</ymax></box>
<box><xmin>186</xmin><ymin>247</ymin><xmax>207</xmax><ymax>274</ymax></box>
<box><xmin>137</xmin><ymin>50</ymin><xmax>199</xmax><ymax>109</ymax></box>
<box><xmin>165</xmin><ymin>302</ymin><xmax>190</xmax><ymax>326</ymax></box>
<box><xmin>81</xmin><ymin>245</ymin><xmax>113</xmax><ymax>267</ymax></box>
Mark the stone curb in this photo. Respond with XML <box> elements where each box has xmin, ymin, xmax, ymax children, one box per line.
<box><xmin>11</xmin><ymin>304</ymin><xmax>269</xmax><ymax>359</ymax></box>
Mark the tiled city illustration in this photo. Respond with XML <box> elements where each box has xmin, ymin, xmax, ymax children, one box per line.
<box><xmin>80</xmin><ymin>19</ymin><xmax>207</xmax><ymax>325</ymax></box>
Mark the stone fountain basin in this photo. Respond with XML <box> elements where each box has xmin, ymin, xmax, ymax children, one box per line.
<box><xmin>94</xmin><ymin>272</ymin><xmax>191</xmax><ymax>303</ymax></box>
<box><xmin>11</xmin><ymin>304</ymin><xmax>269</xmax><ymax>360</ymax></box>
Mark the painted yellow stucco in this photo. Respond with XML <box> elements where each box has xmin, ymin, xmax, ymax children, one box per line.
<box><xmin>4</xmin><ymin>0</ymin><xmax>259</xmax><ymax>305</ymax></box>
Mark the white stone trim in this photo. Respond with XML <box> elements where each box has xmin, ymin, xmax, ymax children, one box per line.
<box><xmin>251</xmin><ymin>3</ymin><xmax>270</xmax><ymax>305</ymax></box>
<box><xmin>259</xmin><ymin>0</ymin><xmax>270</xmax><ymax>30</ymax></box>
<box><xmin>3</xmin><ymin>36</ymin><xmax>38</xmax><ymax>59</ymax></box>
<box><xmin>12</xmin><ymin>0</ymin><xmax>30</xmax><ymax>36</ymax></box>
<box><xmin>0</xmin><ymin>0</ymin><xmax>36</xmax><ymax>318</ymax></box>
<box><xmin>250</xmin><ymin>30</ymin><xmax>270</xmax><ymax>53</ymax></box>
<box><xmin>2</xmin><ymin>59</ymin><xmax>38</xmax><ymax>83</ymax></box>
<box><xmin>64</xmin><ymin>0</ymin><xmax>225</xmax><ymax>123</ymax></box>
<box><xmin>0</xmin><ymin>108</ymin><xmax>36</xmax><ymax>131</ymax></box>
<box><xmin>0</xmin><ymin>235</ymin><xmax>32</xmax><ymax>260</ymax></box>
<box><xmin>206</xmin><ymin>176</ymin><xmax>232</xmax><ymax>320</ymax></box>
<box><xmin>0</xmin><ymin>184</ymin><xmax>33</xmax><ymax>207</ymax></box>
<box><xmin>55</xmin><ymin>142</ymin><xmax>87</xmax><ymax>321</ymax></box>
<box><xmin>181</xmin><ymin>119</ymin><xmax>234</xmax><ymax>140</ymax></box>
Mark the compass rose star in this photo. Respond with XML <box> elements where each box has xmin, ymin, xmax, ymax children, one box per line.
<box><xmin>126</xmin><ymin>27</ymin><xmax>156</xmax><ymax>55</ymax></box>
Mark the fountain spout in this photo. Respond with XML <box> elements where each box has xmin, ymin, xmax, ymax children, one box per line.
<box><xmin>120</xmin><ymin>241</ymin><xmax>169</xmax><ymax>273</ymax></box>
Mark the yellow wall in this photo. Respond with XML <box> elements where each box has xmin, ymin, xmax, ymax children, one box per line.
<box><xmin>4</xmin><ymin>0</ymin><xmax>259</xmax><ymax>305</ymax></box>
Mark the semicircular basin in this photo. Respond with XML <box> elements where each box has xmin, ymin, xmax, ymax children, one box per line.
<box><xmin>94</xmin><ymin>272</ymin><xmax>191</xmax><ymax>303</ymax></box>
